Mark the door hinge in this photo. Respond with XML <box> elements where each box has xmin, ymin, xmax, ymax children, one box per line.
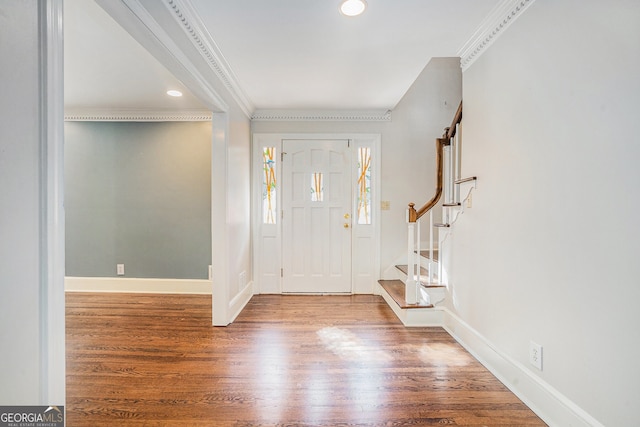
<box><xmin>281</xmin><ymin>151</ymin><xmax>287</xmax><ymax>161</ymax></box>
<box><xmin>280</xmin><ymin>268</ymin><xmax>283</xmax><ymax>277</ymax></box>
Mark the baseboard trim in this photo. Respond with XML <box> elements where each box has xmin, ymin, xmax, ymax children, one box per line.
<box><xmin>376</xmin><ymin>282</ymin><xmax>602</xmax><ymax>426</ymax></box>
<box><xmin>442</xmin><ymin>308</ymin><xmax>604</xmax><ymax>427</ymax></box>
<box><xmin>228</xmin><ymin>281</ymin><xmax>254</xmax><ymax>323</ymax></box>
<box><xmin>65</xmin><ymin>276</ymin><xmax>212</xmax><ymax>294</ymax></box>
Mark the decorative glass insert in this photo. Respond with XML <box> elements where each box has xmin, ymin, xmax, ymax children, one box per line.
<box><xmin>311</xmin><ymin>173</ymin><xmax>323</xmax><ymax>202</ymax></box>
<box><xmin>357</xmin><ymin>147</ymin><xmax>372</xmax><ymax>224</ymax></box>
<box><xmin>262</xmin><ymin>147</ymin><xmax>277</xmax><ymax>224</ymax></box>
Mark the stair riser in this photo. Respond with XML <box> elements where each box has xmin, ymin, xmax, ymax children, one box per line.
<box><xmin>420</xmin><ymin>286</ymin><xmax>446</xmax><ymax>305</ymax></box>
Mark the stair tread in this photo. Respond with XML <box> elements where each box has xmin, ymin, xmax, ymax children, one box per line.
<box><xmin>418</xmin><ymin>249</ymin><xmax>439</xmax><ymax>261</ymax></box>
<box><xmin>395</xmin><ymin>265</ymin><xmax>442</xmax><ymax>286</ymax></box>
<box><xmin>395</xmin><ymin>264</ymin><xmax>429</xmax><ymax>275</ymax></box>
<box><xmin>378</xmin><ymin>280</ymin><xmax>434</xmax><ymax>309</ymax></box>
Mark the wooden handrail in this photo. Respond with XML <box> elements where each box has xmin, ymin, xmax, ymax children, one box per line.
<box><xmin>445</xmin><ymin>101</ymin><xmax>463</xmax><ymax>139</ymax></box>
<box><xmin>408</xmin><ymin>101</ymin><xmax>462</xmax><ymax>223</ymax></box>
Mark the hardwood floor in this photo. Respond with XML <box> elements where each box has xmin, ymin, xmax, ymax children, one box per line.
<box><xmin>66</xmin><ymin>293</ymin><xmax>546</xmax><ymax>426</ymax></box>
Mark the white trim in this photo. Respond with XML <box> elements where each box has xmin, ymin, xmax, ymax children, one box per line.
<box><xmin>64</xmin><ymin>109</ymin><xmax>213</xmax><ymax>122</ymax></box>
<box><xmin>252</xmin><ymin>109</ymin><xmax>392</xmax><ymax>122</ymax></box>
<box><xmin>65</xmin><ymin>277</ymin><xmax>212</xmax><ymax>294</ymax></box>
<box><xmin>227</xmin><ymin>281</ymin><xmax>254</xmax><ymax>323</ymax></box>
<box><xmin>211</xmin><ymin>113</ymin><xmax>231</xmax><ymax>325</ymax></box>
<box><xmin>457</xmin><ymin>0</ymin><xmax>537</xmax><ymax>71</ymax></box>
<box><xmin>442</xmin><ymin>308</ymin><xmax>605</xmax><ymax>427</ymax></box>
<box><xmin>161</xmin><ymin>0</ymin><xmax>254</xmax><ymax>117</ymax></box>
<box><xmin>41</xmin><ymin>0</ymin><xmax>66</xmax><ymax>406</ymax></box>
<box><xmin>377</xmin><ymin>282</ymin><xmax>604</xmax><ymax>426</ymax></box>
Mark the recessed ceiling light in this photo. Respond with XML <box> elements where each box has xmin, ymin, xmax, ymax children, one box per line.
<box><xmin>340</xmin><ymin>0</ymin><xmax>367</xmax><ymax>17</ymax></box>
<box><xmin>166</xmin><ymin>90</ymin><xmax>183</xmax><ymax>97</ymax></box>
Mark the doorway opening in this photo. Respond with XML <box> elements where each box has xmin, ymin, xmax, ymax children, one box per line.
<box><xmin>252</xmin><ymin>133</ymin><xmax>380</xmax><ymax>295</ymax></box>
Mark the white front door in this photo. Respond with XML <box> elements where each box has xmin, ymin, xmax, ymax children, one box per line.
<box><xmin>281</xmin><ymin>139</ymin><xmax>352</xmax><ymax>293</ymax></box>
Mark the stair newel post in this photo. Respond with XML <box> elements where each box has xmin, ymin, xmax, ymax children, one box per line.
<box><xmin>406</xmin><ymin>203</ymin><xmax>418</xmax><ymax>304</ymax></box>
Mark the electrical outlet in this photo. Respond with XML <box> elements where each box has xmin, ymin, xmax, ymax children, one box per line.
<box><xmin>116</xmin><ymin>264</ymin><xmax>125</xmax><ymax>276</ymax></box>
<box><xmin>380</xmin><ymin>201</ymin><xmax>391</xmax><ymax>210</ymax></box>
<box><xmin>208</xmin><ymin>265</ymin><xmax>212</xmax><ymax>281</ymax></box>
<box><xmin>529</xmin><ymin>341</ymin><xmax>543</xmax><ymax>370</ymax></box>
<box><xmin>466</xmin><ymin>193</ymin><xmax>472</xmax><ymax>208</ymax></box>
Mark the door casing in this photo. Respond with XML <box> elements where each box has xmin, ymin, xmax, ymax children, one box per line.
<box><xmin>252</xmin><ymin>133</ymin><xmax>380</xmax><ymax>295</ymax></box>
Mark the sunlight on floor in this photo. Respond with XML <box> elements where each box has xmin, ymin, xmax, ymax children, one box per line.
<box><xmin>316</xmin><ymin>327</ymin><xmax>393</xmax><ymax>363</ymax></box>
<box><xmin>414</xmin><ymin>342</ymin><xmax>473</xmax><ymax>367</ymax></box>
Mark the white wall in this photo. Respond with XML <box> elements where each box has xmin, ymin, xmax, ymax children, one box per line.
<box><xmin>252</xmin><ymin>58</ymin><xmax>462</xmax><ymax>274</ymax></box>
<box><xmin>448</xmin><ymin>1</ymin><xmax>640</xmax><ymax>425</ymax></box>
<box><xmin>0</xmin><ymin>1</ymin><xmax>65</xmax><ymax>405</ymax></box>
<box><xmin>226</xmin><ymin>106</ymin><xmax>252</xmax><ymax>300</ymax></box>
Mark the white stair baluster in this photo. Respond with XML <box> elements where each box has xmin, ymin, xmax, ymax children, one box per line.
<box><xmin>454</xmin><ymin>123</ymin><xmax>460</xmax><ymax>202</ymax></box>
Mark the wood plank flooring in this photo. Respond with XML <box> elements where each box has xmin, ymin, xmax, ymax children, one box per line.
<box><xmin>66</xmin><ymin>293</ymin><xmax>546</xmax><ymax>426</ymax></box>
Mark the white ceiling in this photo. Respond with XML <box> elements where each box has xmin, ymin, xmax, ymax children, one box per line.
<box><xmin>64</xmin><ymin>0</ymin><xmax>207</xmax><ymax>112</ymax></box>
<box><xmin>64</xmin><ymin>0</ymin><xmax>502</xmax><ymax>114</ymax></box>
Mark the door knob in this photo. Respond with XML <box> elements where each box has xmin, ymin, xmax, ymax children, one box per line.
<box><xmin>344</xmin><ymin>223</ymin><xmax>350</xmax><ymax>228</ymax></box>
<box><xmin>344</xmin><ymin>213</ymin><xmax>350</xmax><ymax>219</ymax></box>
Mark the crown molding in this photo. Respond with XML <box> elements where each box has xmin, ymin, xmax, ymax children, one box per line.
<box><xmin>251</xmin><ymin>109</ymin><xmax>392</xmax><ymax>122</ymax></box>
<box><xmin>64</xmin><ymin>109</ymin><xmax>213</xmax><ymax>122</ymax></box>
<box><xmin>163</xmin><ymin>0</ymin><xmax>255</xmax><ymax>117</ymax></box>
<box><xmin>458</xmin><ymin>0</ymin><xmax>536</xmax><ymax>72</ymax></box>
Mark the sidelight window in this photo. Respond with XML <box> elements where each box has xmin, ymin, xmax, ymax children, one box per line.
<box><xmin>357</xmin><ymin>147</ymin><xmax>371</xmax><ymax>224</ymax></box>
<box><xmin>262</xmin><ymin>147</ymin><xmax>277</xmax><ymax>224</ymax></box>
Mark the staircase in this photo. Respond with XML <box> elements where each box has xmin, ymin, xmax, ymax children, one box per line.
<box><xmin>382</xmin><ymin>248</ymin><xmax>444</xmax><ymax>304</ymax></box>
<box><xmin>377</xmin><ymin>250</ymin><xmax>447</xmax><ymax>326</ymax></box>
<box><xmin>377</xmin><ymin>101</ymin><xmax>477</xmax><ymax>326</ymax></box>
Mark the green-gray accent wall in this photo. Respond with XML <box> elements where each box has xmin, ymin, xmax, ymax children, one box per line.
<box><xmin>65</xmin><ymin>121</ymin><xmax>212</xmax><ymax>279</ymax></box>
